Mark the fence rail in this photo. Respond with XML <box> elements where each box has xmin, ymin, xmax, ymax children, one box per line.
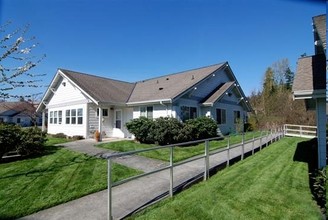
<box><xmin>283</xmin><ymin>124</ymin><xmax>317</xmax><ymax>138</ymax></box>
<box><xmin>103</xmin><ymin>129</ymin><xmax>284</xmax><ymax>220</ymax></box>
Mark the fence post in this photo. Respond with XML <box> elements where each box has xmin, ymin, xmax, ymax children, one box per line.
<box><xmin>266</xmin><ymin>130</ymin><xmax>268</xmax><ymax>148</ymax></box>
<box><xmin>107</xmin><ymin>159</ymin><xmax>113</xmax><ymax>220</ymax></box>
<box><xmin>227</xmin><ymin>135</ymin><xmax>230</xmax><ymax>167</ymax></box>
<box><xmin>241</xmin><ymin>132</ymin><xmax>245</xmax><ymax>160</ymax></box>
<box><xmin>204</xmin><ymin>140</ymin><xmax>210</xmax><ymax>181</ymax></box>
<box><xmin>169</xmin><ymin>146</ymin><xmax>174</xmax><ymax>197</ymax></box>
<box><xmin>300</xmin><ymin>126</ymin><xmax>302</xmax><ymax>137</ymax></box>
<box><xmin>252</xmin><ymin>133</ymin><xmax>255</xmax><ymax>155</ymax></box>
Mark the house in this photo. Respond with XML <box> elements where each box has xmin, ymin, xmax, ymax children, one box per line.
<box><xmin>292</xmin><ymin>14</ymin><xmax>326</xmax><ymax>169</ymax></box>
<box><xmin>36</xmin><ymin>62</ymin><xmax>252</xmax><ymax>139</ymax></box>
<box><xmin>0</xmin><ymin>101</ymin><xmax>41</xmax><ymax>126</ymax></box>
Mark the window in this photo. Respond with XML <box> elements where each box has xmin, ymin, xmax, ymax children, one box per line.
<box><xmin>181</xmin><ymin>106</ymin><xmax>197</xmax><ymax>121</ymax></box>
<box><xmin>140</xmin><ymin>106</ymin><xmax>153</xmax><ymax>119</ymax></box>
<box><xmin>66</xmin><ymin>110</ymin><xmax>70</xmax><ymax>124</ymax></box>
<box><xmin>97</xmin><ymin>108</ymin><xmax>108</xmax><ymax>117</ymax></box>
<box><xmin>17</xmin><ymin>118</ymin><xmax>21</xmax><ymax>123</ymax></box>
<box><xmin>115</xmin><ymin>110</ymin><xmax>122</xmax><ymax>129</ymax></box>
<box><xmin>234</xmin><ymin>110</ymin><xmax>241</xmax><ymax>123</ymax></box>
<box><xmin>71</xmin><ymin>109</ymin><xmax>76</xmax><ymax>124</ymax></box>
<box><xmin>54</xmin><ymin>111</ymin><xmax>58</xmax><ymax>124</ymax></box>
<box><xmin>49</xmin><ymin>111</ymin><xmax>53</xmax><ymax>124</ymax></box>
<box><xmin>58</xmin><ymin>111</ymin><xmax>62</xmax><ymax>124</ymax></box>
<box><xmin>77</xmin><ymin>108</ymin><xmax>83</xmax><ymax>124</ymax></box>
<box><xmin>216</xmin><ymin>108</ymin><xmax>226</xmax><ymax>124</ymax></box>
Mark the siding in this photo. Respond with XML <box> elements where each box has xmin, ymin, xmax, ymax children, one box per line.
<box><xmin>48</xmin><ymin>78</ymin><xmax>91</xmax><ymax>108</ymax></box>
<box><xmin>47</xmin><ymin>103</ymin><xmax>88</xmax><ymax>137</ymax></box>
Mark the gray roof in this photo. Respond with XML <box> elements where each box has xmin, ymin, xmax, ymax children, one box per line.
<box><xmin>202</xmin><ymin>81</ymin><xmax>235</xmax><ymax>106</ymax></box>
<box><xmin>313</xmin><ymin>14</ymin><xmax>326</xmax><ymax>50</ymax></box>
<box><xmin>292</xmin><ymin>54</ymin><xmax>326</xmax><ymax>92</ymax></box>
<box><xmin>0</xmin><ymin>102</ymin><xmax>36</xmax><ymax>116</ymax></box>
<box><xmin>127</xmin><ymin>63</ymin><xmax>226</xmax><ymax>104</ymax></box>
<box><xmin>60</xmin><ymin>69</ymin><xmax>135</xmax><ymax>104</ymax></box>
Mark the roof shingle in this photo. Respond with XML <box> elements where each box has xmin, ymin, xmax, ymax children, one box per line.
<box><xmin>60</xmin><ymin>69</ymin><xmax>135</xmax><ymax>104</ymax></box>
<box><xmin>292</xmin><ymin>54</ymin><xmax>326</xmax><ymax>92</ymax></box>
<box><xmin>127</xmin><ymin>63</ymin><xmax>226</xmax><ymax>104</ymax></box>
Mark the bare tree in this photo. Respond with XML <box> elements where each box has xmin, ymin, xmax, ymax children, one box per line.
<box><xmin>0</xmin><ymin>22</ymin><xmax>46</xmax><ymax>100</ymax></box>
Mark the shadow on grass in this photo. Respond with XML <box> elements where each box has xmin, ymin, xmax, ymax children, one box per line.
<box><xmin>293</xmin><ymin>138</ymin><xmax>326</xmax><ymax>215</ymax></box>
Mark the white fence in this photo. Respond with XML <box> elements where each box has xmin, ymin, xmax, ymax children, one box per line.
<box><xmin>283</xmin><ymin>124</ymin><xmax>317</xmax><ymax>139</ymax></box>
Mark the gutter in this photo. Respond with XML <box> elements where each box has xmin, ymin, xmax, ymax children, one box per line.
<box><xmin>127</xmin><ymin>99</ymin><xmax>172</xmax><ymax>106</ymax></box>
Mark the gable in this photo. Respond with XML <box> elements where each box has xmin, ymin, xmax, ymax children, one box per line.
<box><xmin>47</xmin><ymin>76</ymin><xmax>91</xmax><ymax>107</ymax></box>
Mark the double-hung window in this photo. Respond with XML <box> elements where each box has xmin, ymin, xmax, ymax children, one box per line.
<box><xmin>140</xmin><ymin>106</ymin><xmax>153</xmax><ymax>119</ymax></box>
<box><xmin>216</xmin><ymin>108</ymin><xmax>226</xmax><ymax>124</ymax></box>
<box><xmin>181</xmin><ymin>106</ymin><xmax>197</xmax><ymax>121</ymax></box>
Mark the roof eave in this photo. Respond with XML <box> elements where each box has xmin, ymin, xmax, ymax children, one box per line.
<box><xmin>293</xmin><ymin>89</ymin><xmax>326</xmax><ymax>100</ymax></box>
<box><xmin>126</xmin><ymin>99</ymin><xmax>172</xmax><ymax>106</ymax></box>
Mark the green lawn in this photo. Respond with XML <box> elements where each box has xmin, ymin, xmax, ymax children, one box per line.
<box><xmin>97</xmin><ymin>131</ymin><xmax>264</xmax><ymax>162</ymax></box>
<box><xmin>0</xmin><ymin>140</ymin><xmax>142</xmax><ymax>219</ymax></box>
<box><xmin>128</xmin><ymin>137</ymin><xmax>322</xmax><ymax>220</ymax></box>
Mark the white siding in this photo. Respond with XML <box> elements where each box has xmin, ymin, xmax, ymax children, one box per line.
<box><xmin>47</xmin><ymin>103</ymin><xmax>88</xmax><ymax>137</ymax></box>
<box><xmin>48</xmin><ymin>78</ymin><xmax>91</xmax><ymax>108</ymax></box>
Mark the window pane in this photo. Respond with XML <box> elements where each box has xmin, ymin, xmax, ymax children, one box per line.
<box><xmin>190</xmin><ymin>107</ymin><xmax>197</xmax><ymax>119</ymax></box>
<box><xmin>78</xmin><ymin>108</ymin><xmax>83</xmax><ymax>116</ymax></box>
<box><xmin>65</xmin><ymin>110</ymin><xmax>70</xmax><ymax>124</ymax></box>
<box><xmin>71</xmin><ymin>109</ymin><xmax>76</xmax><ymax>116</ymax></box>
<box><xmin>140</xmin><ymin>107</ymin><xmax>146</xmax><ymax>117</ymax></box>
<box><xmin>147</xmin><ymin>107</ymin><xmax>153</xmax><ymax>119</ymax></box>
<box><xmin>103</xmin><ymin>109</ymin><xmax>108</xmax><ymax>117</ymax></box>
<box><xmin>58</xmin><ymin>111</ymin><xmax>62</xmax><ymax>124</ymax></box>
<box><xmin>222</xmin><ymin>109</ymin><xmax>226</xmax><ymax>124</ymax></box>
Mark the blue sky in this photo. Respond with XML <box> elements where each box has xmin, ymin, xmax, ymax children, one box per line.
<box><xmin>0</xmin><ymin>0</ymin><xmax>326</xmax><ymax>99</ymax></box>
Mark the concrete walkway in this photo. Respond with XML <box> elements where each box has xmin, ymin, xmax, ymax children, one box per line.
<box><xmin>59</xmin><ymin>138</ymin><xmax>168</xmax><ymax>172</ymax></box>
<box><xmin>20</xmin><ymin>132</ymin><xmax>282</xmax><ymax>220</ymax></box>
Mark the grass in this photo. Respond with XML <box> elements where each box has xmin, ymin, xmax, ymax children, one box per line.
<box><xmin>0</xmin><ymin>139</ymin><xmax>142</xmax><ymax>219</ymax></box>
<box><xmin>97</xmin><ymin>131</ymin><xmax>264</xmax><ymax>162</ymax></box>
<box><xmin>128</xmin><ymin>137</ymin><xmax>322</xmax><ymax>220</ymax></box>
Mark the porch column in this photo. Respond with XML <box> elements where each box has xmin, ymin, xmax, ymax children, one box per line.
<box><xmin>316</xmin><ymin>98</ymin><xmax>326</xmax><ymax>169</ymax></box>
<box><xmin>98</xmin><ymin>106</ymin><xmax>103</xmax><ymax>142</ymax></box>
<box><xmin>41</xmin><ymin>110</ymin><xmax>46</xmax><ymax>132</ymax></box>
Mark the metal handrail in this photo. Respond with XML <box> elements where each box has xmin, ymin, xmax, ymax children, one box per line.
<box><xmin>105</xmin><ymin>129</ymin><xmax>284</xmax><ymax>220</ymax></box>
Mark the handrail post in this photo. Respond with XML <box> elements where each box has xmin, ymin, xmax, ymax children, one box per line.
<box><xmin>107</xmin><ymin>159</ymin><xmax>113</xmax><ymax>220</ymax></box>
<box><xmin>169</xmin><ymin>146</ymin><xmax>174</xmax><ymax>197</ymax></box>
<box><xmin>260</xmin><ymin>131</ymin><xmax>263</xmax><ymax>150</ymax></box>
<box><xmin>204</xmin><ymin>140</ymin><xmax>209</xmax><ymax>181</ymax></box>
<box><xmin>227</xmin><ymin>135</ymin><xmax>230</xmax><ymax>167</ymax></box>
<box><xmin>252</xmin><ymin>133</ymin><xmax>255</xmax><ymax>155</ymax></box>
<box><xmin>241</xmin><ymin>132</ymin><xmax>245</xmax><ymax>160</ymax></box>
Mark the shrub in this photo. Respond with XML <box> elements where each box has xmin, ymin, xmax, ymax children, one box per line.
<box><xmin>52</xmin><ymin>133</ymin><xmax>67</xmax><ymax>139</ymax></box>
<box><xmin>18</xmin><ymin>127</ymin><xmax>47</xmax><ymax>156</ymax></box>
<box><xmin>0</xmin><ymin>123</ymin><xmax>22</xmax><ymax>160</ymax></box>
<box><xmin>150</xmin><ymin>117</ymin><xmax>183</xmax><ymax>145</ymax></box>
<box><xmin>72</xmin><ymin>135</ymin><xmax>84</xmax><ymax>140</ymax></box>
<box><xmin>182</xmin><ymin>116</ymin><xmax>218</xmax><ymax>141</ymax></box>
<box><xmin>126</xmin><ymin>117</ymin><xmax>154</xmax><ymax>144</ymax></box>
<box><xmin>311</xmin><ymin>167</ymin><xmax>326</xmax><ymax>214</ymax></box>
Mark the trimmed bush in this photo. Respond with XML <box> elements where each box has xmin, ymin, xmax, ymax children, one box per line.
<box><xmin>182</xmin><ymin>116</ymin><xmax>218</xmax><ymax>141</ymax></box>
<box><xmin>0</xmin><ymin>124</ymin><xmax>47</xmax><ymax>161</ymax></box>
<box><xmin>126</xmin><ymin>117</ymin><xmax>154</xmax><ymax>144</ymax></box>
<box><xmin>18</xmin><ymin>127</ymin><xmax>47</xmax><ymax>156</ymax></box>
<box><xmin>126</xmin><ymin>116</ymin><xmax>219</xmax><ymax>145</ymax></box>
<box><xmin>52</xmin><ymin>133</ymin><xmax>67</xmax><ymax>139</ymax></box>
<box><xmin>150</xmin><ymin>117</ymin><xmax>183</xmax><ymax>145</ymax></box>
<box><xmin>0</xmin><ymin>123</ymin><xmax>22</xmax><ymax>159</ymax></box>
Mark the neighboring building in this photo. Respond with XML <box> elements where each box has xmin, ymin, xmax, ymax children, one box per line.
<box><xmin>0</xmin><ymin>101</ymin><xmax>41</xmax><ymax>126</ymax></box>
<box><xmin>292</xmin><ymin>14</ymin><xmax>326</xmax><ymax>169</ymax></box>
<box><xmin>37</xmin><ymin>62</ymin><xmax>252</xmax><ymax>139</ymax></box>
